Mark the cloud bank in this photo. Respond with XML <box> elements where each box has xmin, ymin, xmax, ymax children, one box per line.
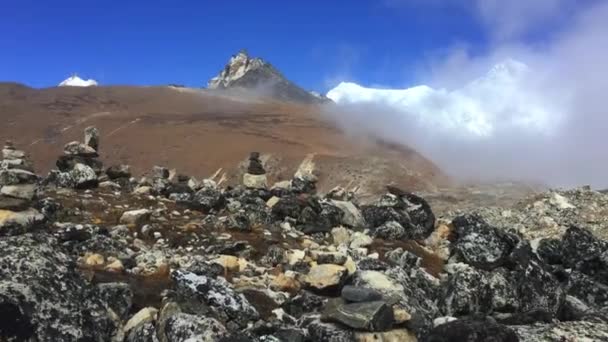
<box><xmin>324</xmin><ymin>0</ymin><xmax>608</xmax><ymax>188</ymax></box>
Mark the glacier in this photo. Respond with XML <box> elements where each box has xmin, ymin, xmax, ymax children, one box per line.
<box><xmin>326</xmin><ymin>59</ymin><xmax>561</xmax><ymax>138</ymax></box>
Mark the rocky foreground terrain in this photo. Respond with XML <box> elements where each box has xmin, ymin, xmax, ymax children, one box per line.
<box><xmin>2</xmin><ymin>128</ymin><xmax>608</xmax><ymax>342</ymax></box>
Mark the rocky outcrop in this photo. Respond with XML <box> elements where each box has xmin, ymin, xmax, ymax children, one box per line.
<box><xmin>208</xmin><ymin>49</ymin><xmax>329</xmax><ymax>104</ymax></box>
<box><xmin>2</xmin><ymin>139</ymin><xmax>608</xmax><ymax>342</ymax></box>
<box><xmin>0</xmin><ymin>234</ymin><xmax>116</xmax><ymax>341</ymax></box>
<box><xmin>0</xmin><ymin>141</ymin><xmax>44</xmax><ymax>235</ymax></box>
<box><xmin>48</xmin><ymin>127</ymin><xmax>103</xmax><ymax>189</ymax></box>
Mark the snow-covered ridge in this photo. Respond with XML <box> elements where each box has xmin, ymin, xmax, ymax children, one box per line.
<box><xmin>59</xmin><ymin>75</ymin><xmax>98</xmax><ymax>87</ymax></box>
<box><xmin>327</xmin><ymin>60</ymin><xmax>559</xmax><ymax>138</ymax></box>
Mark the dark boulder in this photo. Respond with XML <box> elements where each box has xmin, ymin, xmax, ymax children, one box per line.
<box><xmin>282</xmin><ymin>291</ymin><xmax>326</xmax><ymax>318</ymax></box>
<box><xmin>247</xmin><ymin>152</ymin><xmax>266</xmax><ymax>175</ymax></box>
<box><xmin>322</xmin><ymin>299</ymin><xmax>395</xmax><ymax>331</ymax></box>
<box><xmin>56</xmin><ymin>155</ymin><xmax>103</xmax><ymax>174</ymax></box>
<box><xmin>425</xmin><ymin>318</ymin><xmax>519</xmax><ymax>342</ymax></box>
<box><xmin>171</xmin><ymin>270</ymin><xmax>259</xmax><ymax>328</ymax></box>
<box><xmin>188</xmin><ymin>187</ymin><xmax>225</xmax><ymax>213</ymax></box>
<box><xmin>341</xmin><ymin>285</ymin><xmax>383</xmax><ymax>303</ymax></box>
<box><xmin>0</xmin><ymin>234</ymin><xmax>116</xmax><ymax>341</ymax></box>
<box><xmin>106</xmin><ymin>164</ymin><xmax>132</xmax><ymax>180</ymax></box>
<box><xmin>451</xmin><ymin>215</ymin><xmax>518</xmax><ymax>270</ymax></box>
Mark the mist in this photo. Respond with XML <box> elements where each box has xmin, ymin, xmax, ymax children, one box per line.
<box><xmin>323</xmin><ymin>0</ymin><xmax>608</xmax><ymax>188</ymax></box>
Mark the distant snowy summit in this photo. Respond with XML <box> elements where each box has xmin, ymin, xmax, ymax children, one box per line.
<box><xmin>59</xmin><ymin>75</ymin><xmax>98</xmax><ymax>87</ymax></box>
<box><xmin>326</xmin><ymin>59</ymin><xmax>559</xmax><ymax>137</ymax></box>
<box><xmin>208</xmin><ymin>49</ymin><xmax>328</xmax><ymax>104</ymax></box>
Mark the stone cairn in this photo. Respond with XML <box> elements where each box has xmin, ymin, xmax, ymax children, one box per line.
<box><xmin>51</xmin><ymin>126</ymin><xmax>102</xmax><ymax>189</ymax></box>
<box><xmin>0</xmin><ymin>141</ymin><xmax>44</xmax><ymax>234</ymax></box>
<box><xmin>243</xmin><ymin>152</ymin><xmax>268</xmax><ymax>189</ymax></box>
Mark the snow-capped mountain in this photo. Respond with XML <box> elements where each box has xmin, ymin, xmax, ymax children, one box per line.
<box><xmin>327</xmin><ymin>60</ymin><xmax>557</xmax><ymax>138</ymax></box>
<box><xmin>59</xmin><ymin>75</ymin><xmax>98</xmax><ymax>87</ymax></box>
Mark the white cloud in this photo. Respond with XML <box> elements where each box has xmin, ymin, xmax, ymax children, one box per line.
<box><xmin>384</xmin><ymin>0</ymin><xmax>578</xmax><ymax>40</ymax></box>
<box><xmin>325</xmin><ymin>0</ymin><xmax>608</xmax><ymax>187</ymax></box>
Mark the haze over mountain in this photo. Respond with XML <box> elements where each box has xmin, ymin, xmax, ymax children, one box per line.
<box><xmin>327</xmin><ymin>59</ymin><xmax>556</xmax><ymax>138</ymax></box>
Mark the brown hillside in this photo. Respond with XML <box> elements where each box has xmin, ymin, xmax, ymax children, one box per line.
<box><xmin>0</xmin><ymin>83</ymin><xmax>446</xmax><ymax>195</ymax></box>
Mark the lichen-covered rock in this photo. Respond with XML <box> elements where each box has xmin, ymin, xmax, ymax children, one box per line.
<box><xmin>0</xmin><ymin>234</ymin><xmax>116</xmax><ymax>341</ymax></box>
<box><xmin>282</xmin><ymin>291</ymin><xmax>327</xmax><ymax>318</ymax></box>
<box><xmin>55</xmin><ymin>163</ymin><xmax>99</xmax><ymax>189</ymax></box>
<box><xmin>440</xmin><ymin>263</ymin><xmax>491</xmax><ymax>316</ymax></box>
<box><xmin>306</xmin><ymin>319</ymin><xmax>354</xmax><ymax>342</ymax></box>
<box><xmin>0</xmin><ymin>208</ymin><xmax>45</xmax><ymax>236</ymax></box>
<box><xmin>373</xmin><ymin>220</ymin><xmax>406</xmax><ymax>240</ymax></box>
<box><xmin>56</xmin><ymin>154</ymin><xmax>104</xmax><ymax>173</ymax></box>
<box><xmin>126</xmin><ymin>321</ymin><xmax>159</xmax><ymax>342</ymax></box>
<box><xmin>171</xmin><ymin>270</ymin><xmax>259</xmax><ymax>327</ymax></box>
<box><xmin>1</xmin><ymin>183</ymin><xmax>37</xmax><ymax>200</ymax></box>
<box><xmin>512</xmin><ymin>321</ymin><xmax>608</xmax><ymax>342</ymax></box>
<box><xmin>188</xmin><ymin>186</ymin><xmax>225</xmax><ymax>212</ymax></box>
<box><xmin>424</xmin><ymin>318</ymin><xmax>519</xmax><ymax>342</ymax></box>
<box><xmin>0</xmin><ymin>168</ymin><xmax>37</xmax><ymax>186</ymax></box>
<box><xmin>160</xmin><ymin>312</ymin><xmax>227</xmax><ymax>342</ymax></box>
<box><xmin>97</xmin><ymin>282</ymin><xmax>133</xmax><ymax>320</ymax></box>
<box><xmin>451</xmin><ymin>214</ymin><xmax>518</xmax><ymax>270</ymax></box>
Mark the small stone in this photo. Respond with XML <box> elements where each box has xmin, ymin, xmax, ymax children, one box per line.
<box><xmin>0</xmin><ymin>208</ymin><xmax>45</xmax><ymax>234</ymax></box>
<box><xmin>355</xmin><ymin>329</ymin><xmax>417</xmax><ymax>342</ymax></box>
<box><xmin>341</xmin><ymin>285</ymin><xmax>383</xmax><ymax>303</ymax></box>
<box><xmin>286</xmin><ymin>249</ymin><xmax>306</xmax><ymax>265</ymax></box>
<box><xmin>331</xmin><ymin>200</ymin><xmax>366</xmax><ymax>228</ymax></box>
<box><xmin>0</xmin><ymin>168</ymin><xmax>37</xmax><ymax>186</ymax></box>
<box><xmin>433</xmin><ymin>316</ymin><xmax>457</xmax><ymax>327</ymax></box>
<box><xmin>0</xmin><ymin>196</ymin><xmax>29</xmax><ymax>211</ymax></box>
<box><xmin>120</xmin><ymin>209</ymin><xmax>152</xmax><ymax>226</ymax></box>
<box><xmin>331</xmin><ymin>226</ymin><xmax>351</xmax><ymax>246</ymax></box>
<box><xmin>105</xmin><ymin>259</ymin><xmax>124</xmax><ymax>273</ymax></box>
<box><xmin>0</xmin><ymin>184</ymin><xmax>37</xmax><ymax>200</ymax></box>
<box><xmin>266</xmin><ymin>196</ymin><xmax>280</xmax><ymax>208</ymax></box>
<box><xmin>243</xmin><ymin>173</ymin><xmax>268</xmax><ymax>189</ymax></box>
<box><xmin>305</xmin><ymin>264</ymin><xmax>348</xmax><ymax>291</ymax></box>
<box><xmin>322</xmin><ymin>300</ymin><xmax>395</xmax><ymax>331</ymax></box>
<box><xmin>350</xmin><ymin>232</ymin><xmax>373</xmax><ymax>249</ymax></box>
<box><xmin>124</xmin><ymin>307</ymin><xmax>158</xmax><ymax>333</ymax></box>
<box><xmin>84</xmin><ymin>253</ymin><xmax>105</xmax><ymax>266</ymax></box>
<box><xmin>152</xmin><ymin>166</ymin><xmax>169</xmax><ymax>179</ymax></box>
<box><xmin>133</xmin><ymin>186</ymin><xmax>152</xmax><ymax>195</ymax></box>
<box><xmin>106</xmin><ymin>164</ymin><xmax>131</xmax><ymax>179</ymax></box>
<box><xmin>393</xmin><ymin>308</ymin><xmax>412</xmax><ymax>324</ymax></box>
<box><xmin>213</xmin><ymin>255</ymin><xmax>242</xmax><ymax>272</ymax></box>
<box><xmin>374</xmin><ymin>221</ymin><xmax>406</xmax><ymax>240</ymax></box>
<box><xmin>272</xmin><ymin>272</ymin><xmax>301</xmax><ymax>292</ymax></box>
<box><xmin>84</xmin><ymin>126</ymin><xmax>100</xmax><ymax>151</ymax></box>
<box><xmin>63</xmin><ymin>141</ymin><xmax>98</xmax><ymax>157</ymax></box>
<box><xmin>2</xmin><ymin>148</ymin><xmax>25</xmax><ymax>160</ymax></box>
<box><xmin>98</xmin><ymin>181</ymin><xmax>121</xmax><ymax>190</ymax></box>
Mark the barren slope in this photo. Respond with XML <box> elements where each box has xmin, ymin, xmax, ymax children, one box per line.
<box><xmin>0</xmin><ymin>83</ymin><xmax>446</xmax><ymax>194</ymax></box>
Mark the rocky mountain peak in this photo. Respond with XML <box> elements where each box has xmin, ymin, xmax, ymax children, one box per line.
<box><xmin>207</xmin><ymin>50</ymin><xmax>329</xmax><ymax>104</ymax></box>
<box><xmin>208</xmin><ymin>49</ymin><xmax>268</xmax><ymax>89</ymax></box>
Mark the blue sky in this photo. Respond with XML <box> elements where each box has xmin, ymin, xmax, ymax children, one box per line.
<box><xmin>0</xmin><ymin>0</ymin><xmax>590</xmax><ymax>91</ymax></box>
